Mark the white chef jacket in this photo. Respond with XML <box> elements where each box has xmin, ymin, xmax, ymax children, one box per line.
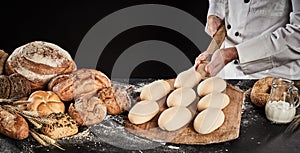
<box><xmin>207</xmin><ymin>0</ymin><xmax>300</xmax><ymax>80</ymax></box>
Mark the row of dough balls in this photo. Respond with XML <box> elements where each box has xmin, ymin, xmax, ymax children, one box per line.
<box><xmin>157</xmin><ymin>67</ymin><xmax>202</xmax><ymax>131</ymax></box>
<box><xmin>194</xmin><ymin>77</ymin><xmax>229</xmax><ymax>134</ymax></box>
<box><xmin>158</xmin><ymin>86</ymin><xmax>196</xmax><ymax>131</ymax></box>
<box><xmin>128</xmin><ymin>68</ymin><xmax>229</xmax><ymax>134</ymax></box>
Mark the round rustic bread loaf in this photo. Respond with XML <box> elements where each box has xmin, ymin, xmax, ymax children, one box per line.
<box><xmin>48</xmin><ymin>68</ymin><xmax>111</xmax><ymax>101</ymax></box>
<box><xmin>5</xmin><ymin>41</ymin><xmax>76</xmax><ymax>90</ymax></box>
<box><xmin>68</xmin><ymin>95</ymin><xmax>107</xmax><ymax>126</ymax></box>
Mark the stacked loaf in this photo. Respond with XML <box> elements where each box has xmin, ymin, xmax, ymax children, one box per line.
<box><xmin>0</xmin><ymin>73</ymin><xmax>31</xmax><ymax>99</ymax></box>
<box><xmin>194</xmin><ymin>77</ymin><xmax>229</xmax><ymax>134</ymax></box>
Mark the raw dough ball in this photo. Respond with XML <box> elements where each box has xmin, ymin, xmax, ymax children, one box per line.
<box><xmin>193</xmin><ymin>108</ymin><xmax>225</xmax><ymax>134</ymax></box>
<box><xmin>158</xmin><ymin>106</ymin><xmax>192</xmax><ymax>131</ymax></box>
<box><xmin>166</xmin><ymin>87</ymin><xmax>196</xmax><ymax>107</ymax></box>
<box><xmin>140</xmin><ymin>80</ymin><xmax>171</xmax><ymax>101</ymax></box>
<box><xmin>197</xmin><ymin>77</ymin><xmax>227</xmax><ymax>97</ymax></box>
<box><xmin>128</xmin><ymin>100</ymin><xmax>159</xmax><ymax>124</ymax></box>
<box><xmin>197</xmin><ymin>92</ymin><xmax>230</xmax><ymax>111</ymax></box>
<box><xmin>174</xmin><ymin>67</ymin><xmax>202</xmax><ymax>88</ymax></box>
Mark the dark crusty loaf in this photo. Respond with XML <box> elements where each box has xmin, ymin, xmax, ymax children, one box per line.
<box><xmin>8</xmin><ymin>73</ymin><xmax>31</xmax><ymax>99</ymax></box>
<box><xmin>0</xmin><ymin>107</ymin><xmax>29</xmax><ymax>140</ymax></box>
<box><xmin>0</xmin><ymin>74</ymin><xmax>31</xmax><ymax>99</ymax></box>
<box><xmin>5</xmin><ymin>41</ymin><xmax>76</xmax><ymax>90</ymax></box>
<box><xmin>0</xmin><ymin>75</ymin><xmax>11</xmax><ymax>99</ymax></box>
<box><xmin>0</xmin><ymin>50</ymin><xmax>8</xmax><ymax>75</ymax></box>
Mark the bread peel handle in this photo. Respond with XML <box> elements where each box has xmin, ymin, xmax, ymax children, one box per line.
<box><xmin>196</xmin><ymin>22</ymin><xmax>226</xmax><ymax>74</ymax></box>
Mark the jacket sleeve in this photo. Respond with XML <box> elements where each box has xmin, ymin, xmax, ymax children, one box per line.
<box><xmin>236</xmin><ymin>0</ymin><xmax>300</xmax><ymax>74</ymax></box>
<box><xmin>207</xmin><ymin>0</ymin><xmax>225</xmax><ymax>19</ymax></box>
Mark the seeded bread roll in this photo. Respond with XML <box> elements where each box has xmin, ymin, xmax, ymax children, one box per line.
<box><xmin>0</xmin><ymin>50</ymin><xmax>8</xmax><ymax>75</ymax></box>
<box><xmin>40</xmin><ymin>112</ymin><xmax>78</xmax><ymax>139</ymax></box>
<box><xmin>5</xmin><ymin>41</ymin><xmax>76</xmax><ymax>90</ymax></box>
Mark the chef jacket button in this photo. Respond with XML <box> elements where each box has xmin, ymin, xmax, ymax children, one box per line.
<box><xmin>235</xmin><ymin>32</ymin><xmax>240</xmax><ymax>36</ymax></box>
<box><xmin>227</xmin><ymin>24</ymin><xmax>231</xmax><ymax>29</ymax></box>
<box><xmin>244</xmin><ymin>0</ymin><xmax>250</xmax><ymax>3</ymax></box>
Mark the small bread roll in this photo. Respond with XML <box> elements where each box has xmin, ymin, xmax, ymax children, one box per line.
<box><xmin>197</xmin><ymin>92</ymin><xmax>230</xmax><ymax>111</ymax></box>
<box><xmin>193</xmin><ymin>108</ymin><xmax>225</xmax><ymax>134</ymax></box>
<box><xmin>140</xmin><ymin>80</ymin><xmax>171</xmax><ymax>101</ymax></box>
<box><xmin>197</xmin><ymin>77</ymin><xmax>227</xmax><ymax>97</ymax></box>
<box><xmin>128</xmin><ymin>100</ymin><xmax>159</xmax><ymax>124</ymax></box>
<box><xmin>166</xmin><ymin>87</ymin><xmax>196</xmax><ymax>107</ymax></box>
<box><xmin>158</xmin><ymin>106</ymin><xmax>192</xmax><ymax>131</ymax></box>
<box><xmin>28</xmin><ymin>91</ymin><xmax>65</xmax><ymax>117</ymax></box>
<box><xmin>174</xmin><ymin>67</ymin><xmax>202</xmax><ymax>88</ymax></box>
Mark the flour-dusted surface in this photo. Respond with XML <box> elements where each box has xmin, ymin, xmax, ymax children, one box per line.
<box><xmin>1</xmin><ymin>79</ymin><xmax>300</xmax><ymax>153</ymax></box>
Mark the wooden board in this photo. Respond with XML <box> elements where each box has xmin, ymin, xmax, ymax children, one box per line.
<box><xmin>124</xmin><ymin>79</ymin><xmax>244</xmax><ymax>145</ymax></box>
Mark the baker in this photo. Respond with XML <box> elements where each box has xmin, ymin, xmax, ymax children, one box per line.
<box><xmin>195</xmin><ymin>0</ymin><xmax>300</xmax><ymax>79</ymax></box>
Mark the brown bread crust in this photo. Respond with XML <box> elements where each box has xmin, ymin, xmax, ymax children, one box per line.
<box><xmin>0</xmin><ymin>107</ymin><xmax>29</xmax><ymax>140</ymax></box>
<box><xmin>0</xmin><ymin>50</ymin><xmax>8</xmax><ymax>75</ymax></box>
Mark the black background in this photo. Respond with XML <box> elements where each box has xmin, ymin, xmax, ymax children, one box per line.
<box><xmin>0</xmin><ymin>0</ymin><xmax>209</xmax><ymax>79</ymax></box>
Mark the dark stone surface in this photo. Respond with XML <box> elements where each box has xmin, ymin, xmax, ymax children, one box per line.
<box><xmin>1</xmin><ymin>79</ymin><xmax>300</xmax><ymax>153</ymax></box>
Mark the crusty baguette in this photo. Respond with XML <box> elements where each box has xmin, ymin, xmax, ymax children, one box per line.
<box><xmin>0</xmin><ymin>107</ymin><xmax>29</xmax><ymax>140</ymax></box>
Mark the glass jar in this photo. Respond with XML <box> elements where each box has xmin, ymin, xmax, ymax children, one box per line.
<box><xmin>265</xmin><ymin>78</ymin><xmax>299</xmax><ymax>124</ymax></box>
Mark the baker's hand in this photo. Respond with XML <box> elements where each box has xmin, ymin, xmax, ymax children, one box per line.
<box><xmin>207</xmin><ymin>15</ymin><xmax>223</xmax><ymax>37</ymax></box>
<box><xmin>194</xmin><ymin>51</ymin><xmax>212</xmax><ymax>70</ymax></box>
<box><xmin>205</xmin><ymin>47</ymin><xmax>238</xmax><ymax>76</ymax></box>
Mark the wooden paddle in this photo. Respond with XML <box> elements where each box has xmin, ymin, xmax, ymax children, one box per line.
<box><xmin>196</xmin><ymin>23</ymin><xmax>226</xmax><ymax>75</ymax></box>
